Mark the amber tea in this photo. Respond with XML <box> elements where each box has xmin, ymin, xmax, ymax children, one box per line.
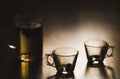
<box><xmin>16</xmin><ymin>24</ymin><xmax>42</xmax><ymax>61</ymax></box>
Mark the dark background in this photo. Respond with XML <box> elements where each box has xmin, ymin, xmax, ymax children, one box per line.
<box><xmin>0</xmin><ymin>0</ymin><xmax>120</xmax><ymax>79</ymax></box>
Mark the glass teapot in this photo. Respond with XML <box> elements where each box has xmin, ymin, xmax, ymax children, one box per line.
<box><xmin>3</xmin><ymin>14</ymin><xmax>43</xmax><ymax>62</ymax></box>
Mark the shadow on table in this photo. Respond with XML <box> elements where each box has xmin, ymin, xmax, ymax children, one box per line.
<box><xmin>84</xmin><ymin>62</ymin><xmax>116</xmax><ymax>79</ymax></box>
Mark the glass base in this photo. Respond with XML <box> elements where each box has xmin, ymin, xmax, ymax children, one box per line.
<box><xmin>87</xmin><ymin>61</ymin><xmax>104</xmax><ymax>67</ymax></box>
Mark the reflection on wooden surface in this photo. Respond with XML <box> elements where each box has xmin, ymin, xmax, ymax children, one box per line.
<box><xmin>84</xmin><ymin>62</ymin><xmax>116</xmax><ymax>79</ymax></box>
<box><xmin>21</xmin><ymin>62</ymin><xmax>29</xmax><ymax>79</ymax></box>
<box><xmin>19</xmin><ymin>59</ymin><xmax>42</xmax><ymax>79</ymax></box>
<box><xmin>0</xmin><ymin>53</ymin><xmax>118</xmax><ymax>79</ymax></box>
<box><xmin>45</xmin><ymin>59</ymin><xmax>117</xmax><ymax>79</ymax></box>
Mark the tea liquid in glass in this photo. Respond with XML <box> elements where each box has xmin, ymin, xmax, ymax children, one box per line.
<box><xmin>16</xmin><ymin>26</ymin><xmax>42</xmax><ymax>61</ymax></box>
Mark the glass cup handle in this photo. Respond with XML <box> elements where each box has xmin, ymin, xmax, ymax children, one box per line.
<box><xmin>106</xmin><ymin>46</ymin><xmax>114</xmax><ymax>57</ymax></box>
<box><xmin>46</xmin><ymin>54</ymin><xmax>55</xmax><ymax>67</ymax></box>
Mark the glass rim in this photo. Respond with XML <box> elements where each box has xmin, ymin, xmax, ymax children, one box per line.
<box><xmin>52</xmin><ymin>47</ymin><xmax>79</xmax><ymax>57</ymax></box>
<box><xmin>84</xmin><ymin>39</ymin><xmax>108</xmax><ymax>47</ymax></box>
<box><xmin>16</xmin><ymin>23</ymin><xmax>42</xmax><ymax>29</ymax></box>
<box><xmin>14</xmin><ymin>14</ymin><xmax>43</xmax><ymax>29</ymax></box>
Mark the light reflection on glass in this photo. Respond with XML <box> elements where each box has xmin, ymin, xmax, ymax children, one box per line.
<box><xmin>8</xmin><ymin>44</ymin><xmax>16</xmax><ymax>49</ymax></box>
<box><xmin>20</xmin><ymin>55</ymin><xmax>31</xmax><ymax>62</ymax></box>
<box><xmin>21</xmin><ymin>62</ymin><xmax>29</xmax><ymax>79</ymax></box>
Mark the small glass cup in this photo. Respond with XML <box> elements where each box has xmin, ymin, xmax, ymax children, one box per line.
<box><xmin>46</xmin><ymin>47</ymin><xmax>79</xmax><ymax>75</ymax></box>
<box><xmin>84</xmin><ymin>39</ymin><xmax>114</xmax><ymax>65</ymax></box>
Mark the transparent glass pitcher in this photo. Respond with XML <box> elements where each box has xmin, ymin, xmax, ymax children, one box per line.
<box><xmin>3</xmin><ymin>14</ymin><xmax>43</xmax><ymax>62</ymax></box>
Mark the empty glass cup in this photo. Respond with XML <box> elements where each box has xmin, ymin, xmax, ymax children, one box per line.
<box><xmin>46</xmin><ymin>47</ymin><xmax>79</xmax><ymax>75</ymax></box>
<box><xmin>84</xmin><ymin>39</ymin><xmax>114</xmax><ymax>65</ymax></box>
